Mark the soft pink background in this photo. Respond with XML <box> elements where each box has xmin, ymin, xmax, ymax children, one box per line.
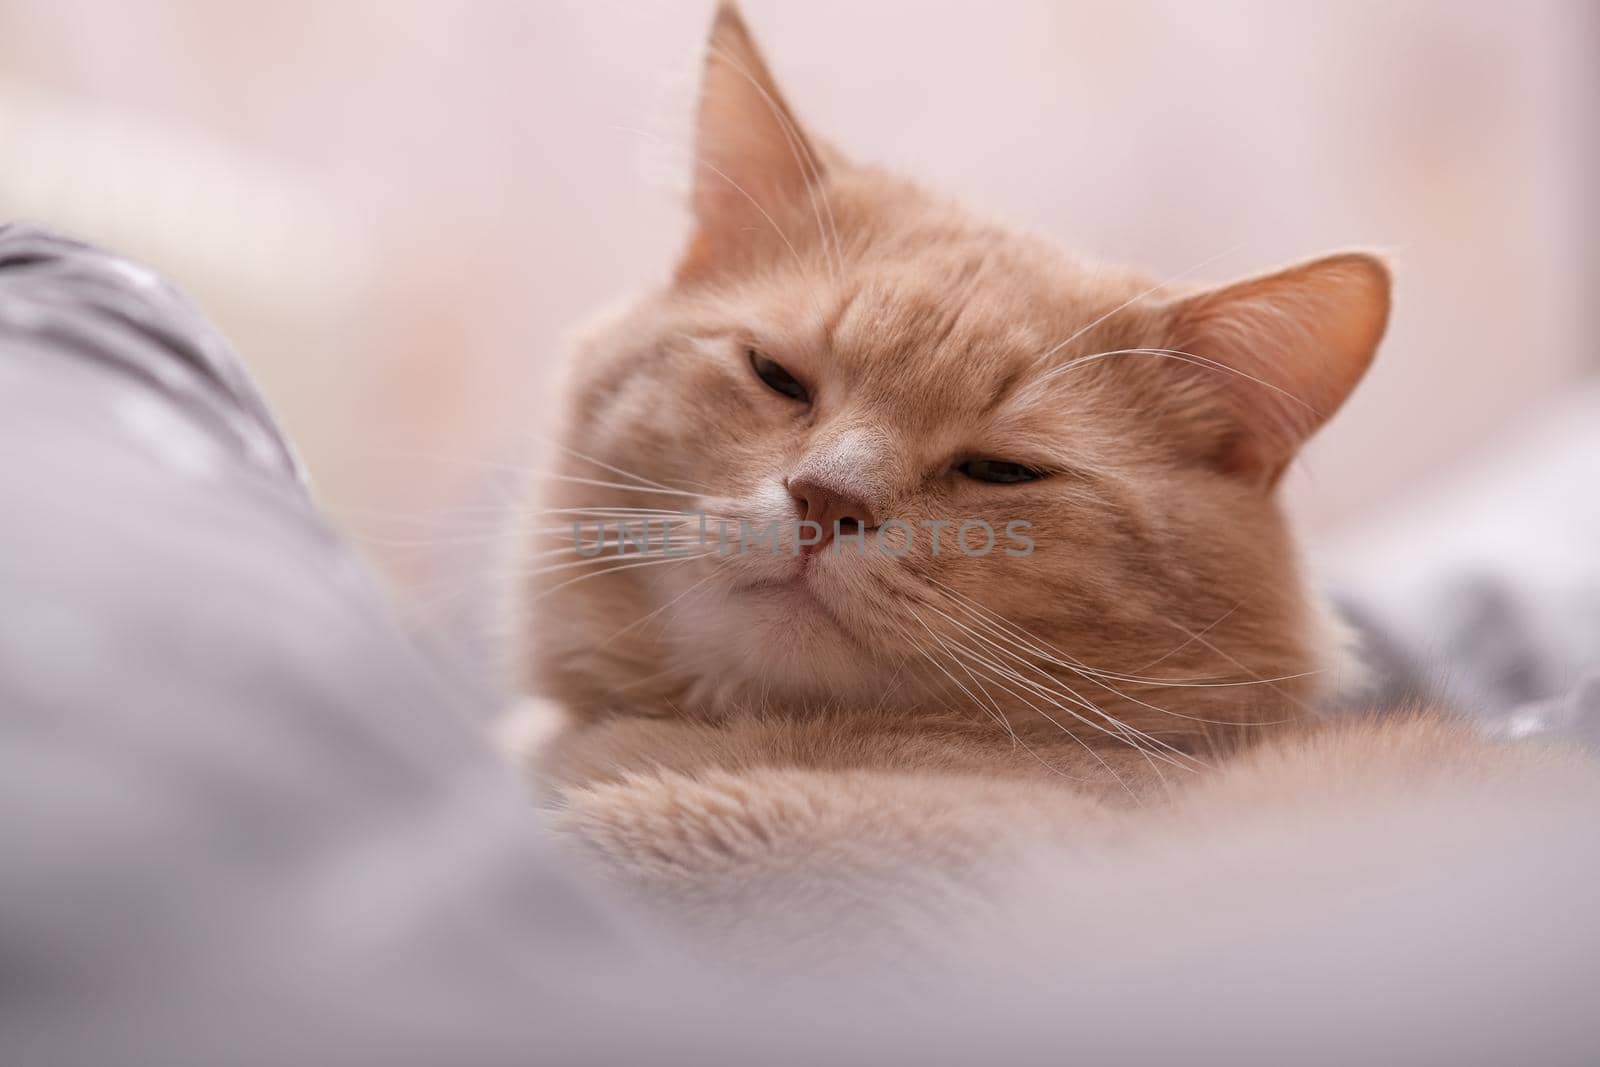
<box><xmin>2</xmin><ymin>0</ymin><xmax>1594</xmax><ymax>602</ymax></box>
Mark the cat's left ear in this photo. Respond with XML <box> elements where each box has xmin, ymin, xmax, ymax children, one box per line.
<box><xmin>1164</xmin><ymin>252</ymin><xmax>1391</xmax><ymax>487</ymax></box>
<box><xmin>677</xmin><ymin>2</ymin><xmax>833</xmax><ymax>280</ymax></box>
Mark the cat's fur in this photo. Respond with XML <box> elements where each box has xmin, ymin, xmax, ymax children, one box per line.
<box><xmin>509</xmin><ymin>3</ymin><xmax>1598</xmax><ymax>963</ymax></box>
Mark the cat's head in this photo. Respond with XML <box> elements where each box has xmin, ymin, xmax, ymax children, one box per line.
<box><xmin>524</xmin><ymin>3</ymin><xmax>1388</xmax><ymax>750</ymax></box>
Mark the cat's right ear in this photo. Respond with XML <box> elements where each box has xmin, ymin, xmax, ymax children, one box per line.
<box><xmin>1162</xmin><ymin>252</ymin><xmax>1391</xmax><ymax>488</ymax></box>
<box><xmin>677</xmin><ymin>2</ymin><xmax>829</xmax><ymax>281</ymax></box>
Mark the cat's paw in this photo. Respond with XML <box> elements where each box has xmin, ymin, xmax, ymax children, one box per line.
<box><xmin>551</xmin><ymin>766</ymin><xmax>981</xmax><ymax>960</ymax></box>
<box><xmin>551</xmin><ymin>767</ymin><xmax>830</xmax><ymax>884</ymax></box>
<box><xmin>545</xmin><ymin>764</ymin><xmax>1116</xmax><ymax>963</ymax></box>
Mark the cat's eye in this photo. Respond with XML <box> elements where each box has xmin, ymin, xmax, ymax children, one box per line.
<box><xmin>748</xmin><ymin>349</ymin><xmax>810</xmax><ymax>403</ymax></box>
<box><xmin>957</xmin><ymin>459</ymin><xmax>1044</xmax><ymax>484</ymax></box>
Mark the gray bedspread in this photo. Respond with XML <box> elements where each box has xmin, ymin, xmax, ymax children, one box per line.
<box><xmin>0</xmin><ymin>225</ymin><xmax>663</xmax><ymax>1064</ymax></box>
<box><xmin>1327</xmin><ymin>380</ymin><xmax>1600</xmax><ymax>749</ymax></box>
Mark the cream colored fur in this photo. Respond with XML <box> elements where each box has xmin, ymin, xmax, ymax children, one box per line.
<box><xmin>505</xmin><ymin>3</ymin><xmax>1599</xmax><ymax>966</ymax></box>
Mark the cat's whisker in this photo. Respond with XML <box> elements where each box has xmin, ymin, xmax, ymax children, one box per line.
<box><xmin>941</xmin><ymin>634</ymin><xmax>1187</xmax><ymax>796</ymax></box>
<box><xmin>963</xmin><ymin>615</ymin><xmax>1258</xmax><ymax>744</ymax></box>
<box><xmin>892</xmin><ymin>615</ymin><xmax>1020</xmax><ymax>746</ymax></box>
<box><xmin>892</xmin><ymin>617</ymin><xmax>1097</xmax><ymax>786</ymax></box>
<box><xmin>915</xmin><ymin>598</ymin><xmax>1164</xmax><ymax>764</ymax></box>
<box><xmin>914</xmin><ymin>618</ymin><xmax>1144</xmax><ymax>796</ymax></box>
<box><xmin>933</xmin><ymin>595</ymin><xmax>1195</xmax><ymax>744</ymax></box>
<box><xmin>947</xmin><ymin>585</ymin><xmax>1312</xmax><ymax>700</ymax></box>
<box><xmin>537</xmin><ymin>535</ymin><xmax>710</xmax><ymax>553</ymax></box>
<box><xmin>369</xmin><ymin>438</ymin><xmax>718</xmax><ymax>498</ymax></box>
<box><xmin>924</xmin><ymin>585</ymin><xmax>1263</xmax><ymax>740</ymax></box>
<box><xmin>524</xmin><ymin>551</ymin><xmax>717</xmax><ymax>609</ymax></box>
<box><xmin>522</xmin><ymin>533</ymin><xmax>716</xmax><ymax>562</ymax></box>
<box><xmin>1041</xmin><ymin>641</ymin><xmax>1299</xmax><ymax>732</ymax></box>
<box><xmin>539</xmin><ymin>515</ymin><xmax>718</xmax><ymax>533</ymax></box>
<box><xmin>865</xmin><ymin>658</ymin><xmax>912</xmax><ymax>716</ymax></box>
<box><xmin>929</xmin><ymin>578</ymin><xmax>1308</xmax><ymax>692</ymax></box>
<box><xmin>541</xmin><ymin>516</ymin><xmax>731</xmax><ymax>539</ymax></box>
<box><xmin>609</xmin><ymin>123</ymin><xmax>831</xmax><ymax>321</ymax></box>
<box><xmin>1022</xmin><ymin>347</ymin><xmax>1319</xmax><ymax>421</ymax></box>
<box><xmin>1159</xmin><ymin>618</ymin><xmax>1321</xmax><ymax>718</ymax></box>
<box><xmin>1134</xmin><ymin>599</ymin><xmax>1246</xmax><ymax>672</ymax></box>
<box><xmin>926</xmin><ymin>578</ymin><xmax>1171</xmax><ymax>681</ymax></box>
<box><xmin>521</xmin><ymin>504</ymin><xmax>728</xmax><ymax>519</ymax></box>
<box><xmin>521</xmin><ymin>550</ymin><xmax>703</xmax><ymax>580</ymax></box>
<box><xmin>345</xmin><ymin>507</ymin><xmax>730</xmax><ymax>557</ymax></box>
<box><xmin>950</xmin><ymin>593</ymin><xmax>1301</xmax><ymax>737</ymax></box>
<box><xmin>401</xmin><ymin>537</ymin><xmax>712</xmax><ymax>625</ymax></box>
<box><xmin>1086</xmin><ymin>669</ymin><xmax>1323</xmax><ymax>692</ymax></box>
<box><xmin>1024</xmin><ymin>242</ymin><xmax>1244</xmax><ymax>374</ymax></box>
<box><xmin>597</xmin><ymin>556</ymin><xmax>735</xmax><ymax>650</ymax></box>
<box><xmin>537</xmin><ymin>474</ymin><xmax>707</xmax><ymax>499</ymax></box>
<box><xmin>923</xmin><ymin>598</ymin><xmax>1203</xmax><ymax>772</ymax></box>
<box><xmin>708</xmin><ymin>42</ymin><xmax>844</xmax><ymax>282</ymax></box>
<box><xmin>540</xmin><ymin>436</ymin><xmax>716</xmax><ymax>495</ymax></box>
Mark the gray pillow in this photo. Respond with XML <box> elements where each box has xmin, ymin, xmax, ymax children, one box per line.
<box><xmin>0</xmin><ymin>224</ymin><xmax>669</xmax><ymax>1065</ymax></box>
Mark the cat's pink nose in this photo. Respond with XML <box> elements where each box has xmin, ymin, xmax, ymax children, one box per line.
<box><xmin>787</xmin><ymin>475</ymin><xmax>877</xmax><ymax>550</ymax></box>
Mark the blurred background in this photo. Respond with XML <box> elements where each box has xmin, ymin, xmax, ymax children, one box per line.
<box><xmin>2</xmin><ymin>0</ymin><xmax>1595</xmax><ymax>631</ymax></box>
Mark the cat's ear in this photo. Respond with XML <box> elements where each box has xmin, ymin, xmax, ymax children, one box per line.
<box><xmin>677</xmin><ymin>2</ymin><xmax>828</xmax><ymax>280</ymax></box>
<box><xmin>1163</xmin><ymin>252</ymin><xmax>1391</xmax><ymax>487</ymax></box>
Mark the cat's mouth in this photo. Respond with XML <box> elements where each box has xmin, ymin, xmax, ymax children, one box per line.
<box><xmin>732</xmin><ymin>570</ymin><xmax>853</xmax><ymax>635</ymax></box>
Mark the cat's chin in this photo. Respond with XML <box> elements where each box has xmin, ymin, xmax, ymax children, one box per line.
<box><xmin>732</xmin><ymin>573</ymin><xmax>851</xmax><ymax>634</ymax></box>
<box><xmin>676</xmin><ymin>573</ymin><xmax>887</xmax><ymax>705</ymax></box>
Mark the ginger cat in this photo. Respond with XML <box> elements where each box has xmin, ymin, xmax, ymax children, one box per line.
<box><xmin>507</xmin><ymin>3</ymin><xmax>1598</xmax><ymax>965</ymax></box>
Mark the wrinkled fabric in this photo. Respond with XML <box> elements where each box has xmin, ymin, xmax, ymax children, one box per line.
<box><xmin>0</xmin><ymin>224</ymin><xmax>675</xmax><ymax>1065</ymax></box>
<box><xmin>1325</xmin><ymin>379</ymin><xmax>1600</xmax><ymax>750</ymax></box>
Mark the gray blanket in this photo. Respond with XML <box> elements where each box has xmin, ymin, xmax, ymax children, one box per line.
<box><xmin>0</xmin><ymin>225</ymin><xmax>663</xmax><ymax>1064</ymax></box>
<box><xmin>1327</xmin><ymin>380</ymin><xmax>1600</xmax><ymax>749</ymax></box>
